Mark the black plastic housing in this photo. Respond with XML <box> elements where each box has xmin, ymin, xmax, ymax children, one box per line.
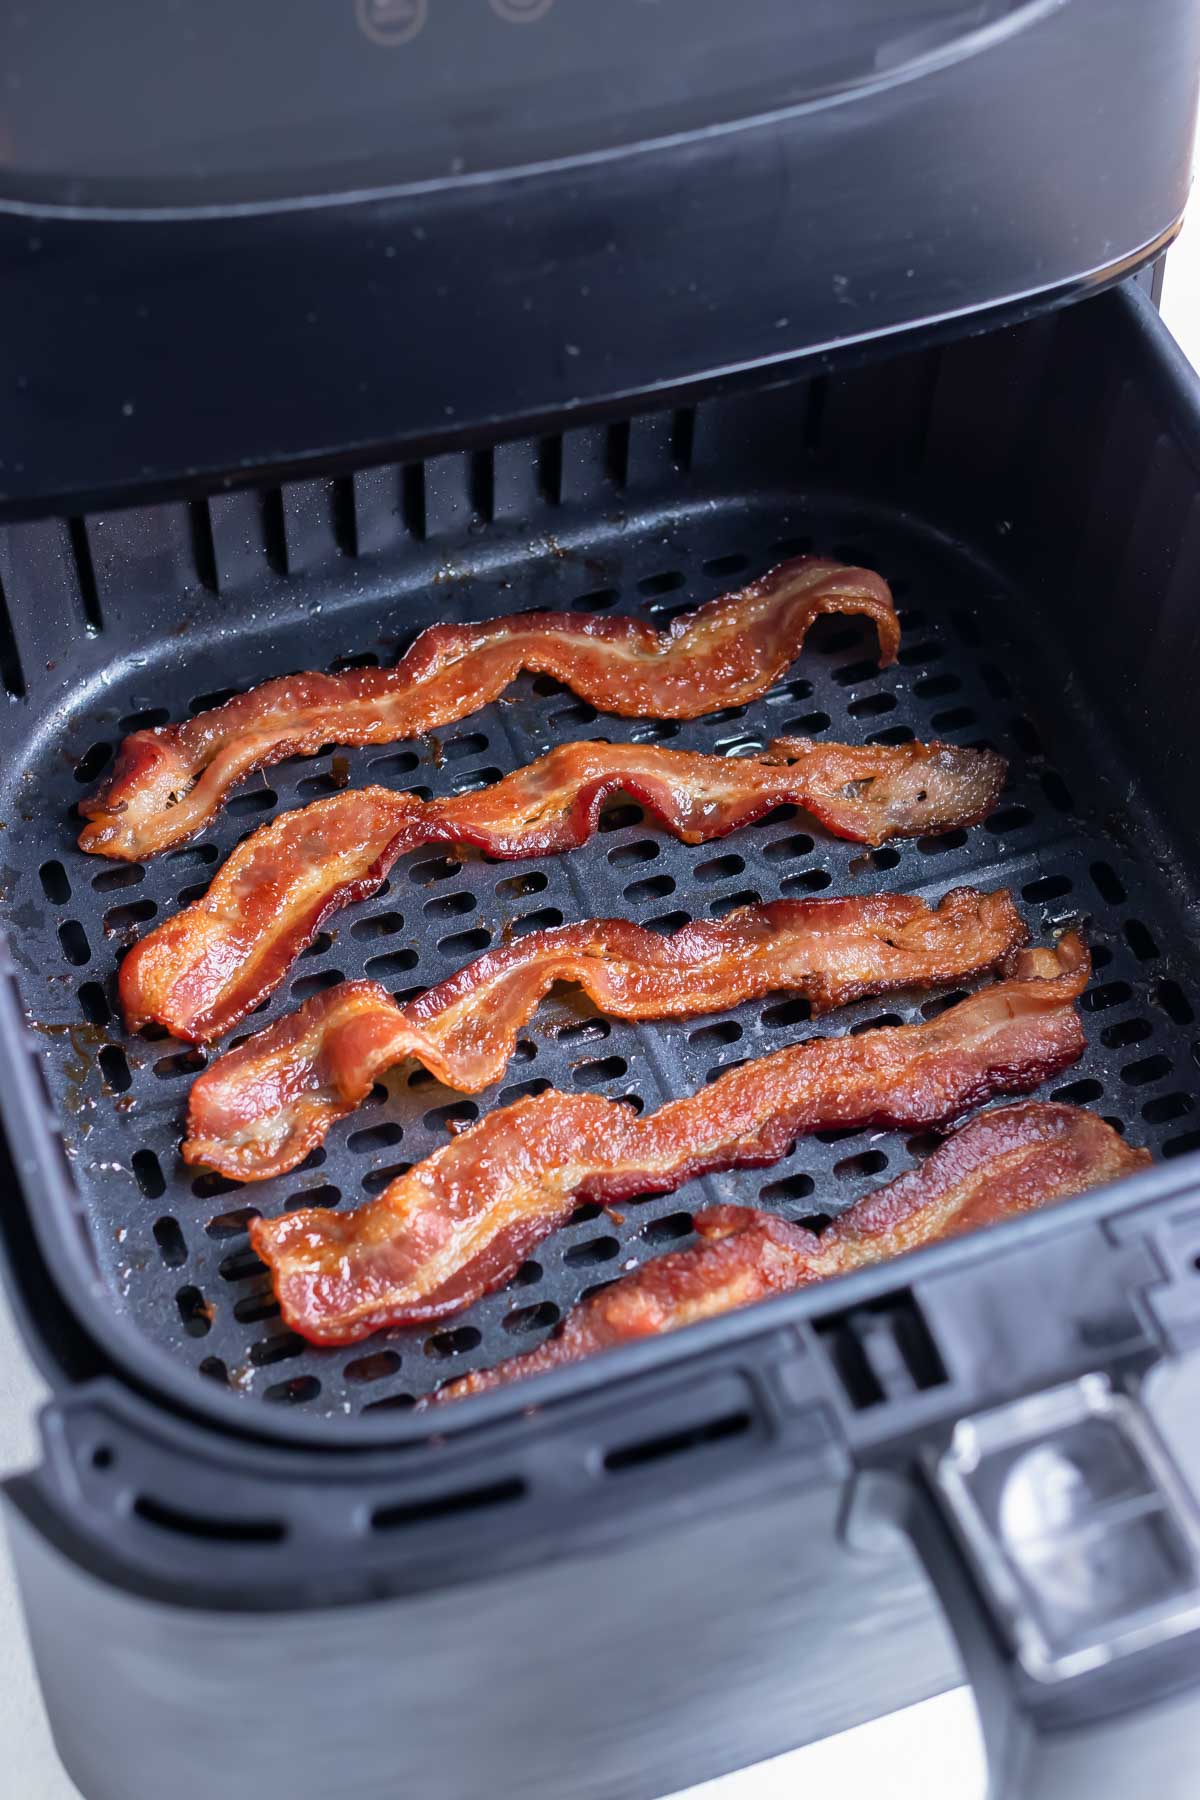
<box><xmin>3</xmin><ymin>284</ymin><xmax>1200</xmax><ymax>1800</ymax></box>
<box><xmin>0</xmin><ymin>0</ymin><xmax>1194</xmax><ymax>517</ymax></box>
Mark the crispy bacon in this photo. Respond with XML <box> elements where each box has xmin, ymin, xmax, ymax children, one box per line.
<box><xmin>248</xmin><ymin>934</ymin><xmax>1090</xmax><ymax>1346</ymax></box>
<box><xmin>120</xmin><ymin>735</ymin><xmax>1007</xmax><ymax>1043</ymax></box>
<box><xmin>431</xmin><ymin>1104</ymin><xmax>1150</xmax><ymax>1402</ymax></box>
<box><xmin>79</xmin><ymin>556</ymin><xmax>900</xmax><ymax>860</ymax></box>
<box><xmin>186</xmin><ymin>889</ymin><xmax>1027</xmax><ymax>1181</ymax></box>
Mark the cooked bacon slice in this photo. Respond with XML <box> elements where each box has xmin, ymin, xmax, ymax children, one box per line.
<box><xmin>120</xmin><ymin>735</ymin><xmax>1007</xmax><ymax>1043</ymax></box>
<box><xmin>186</xmin><ymin>889</ymin><xmax>1027</xmax><ymax>1181</ymax></box>
<box><xmin>431</xmin><ymin>1104</ymin><xmax>1150</xmax><ymax>1402</ymax></box>
<box><xmin>248</xmin><ymin>934</ymin><xmax>1090</xmax><ymax>1346</ymax></box>
<box><xmin>79</xmin><ymin>556</ymin><xmax>900</xmax><ymax>861</ymax></box>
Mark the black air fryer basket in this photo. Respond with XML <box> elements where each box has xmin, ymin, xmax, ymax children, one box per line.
<box><xmin>2</xmin><ymin>4</ymin><xmax>1200</xmax><ymax>1798</ymax></box>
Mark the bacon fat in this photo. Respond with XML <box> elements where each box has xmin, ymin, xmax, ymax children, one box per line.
<box><xmin>120</xmin><ymin>735</ymin><xmax>1007</xmax><ymax>1043</ymax></box>
<box><xmin>79</xmin><ymin>556</ymin><xmax>900</xmax><ymax>860</ymax></box>
<box><xmin>248</xmin><ymin>934</ymin><xmax>1090</xmax><ymax>1346</ymax></box>
<box><xmin>186</xmin><ymin>889</ymin><xmax>1028</xmax><ymax>1181</ymax></box>
<box><xmin>431</xmin><ymin>1103</ymin><xmax>1150</xmax><ymax>1402</ymax></box>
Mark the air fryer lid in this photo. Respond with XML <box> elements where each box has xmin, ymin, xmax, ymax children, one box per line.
<box><xmin>0</xmin><ymin>0</ymin><xmax>1196</xmax><ymax>513</ymax></box>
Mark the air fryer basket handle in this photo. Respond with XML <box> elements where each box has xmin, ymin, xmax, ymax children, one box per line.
<box><xmin>879</xmin><ymin>1375</ymin><xmax>1200</xmax><ymax>1799</ymax></box>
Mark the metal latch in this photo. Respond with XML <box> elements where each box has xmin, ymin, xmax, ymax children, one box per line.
<box><xmin>933</xmin><ymin>1373</ymin><xmax>1200</xmax><ymax>1684</ymax></box>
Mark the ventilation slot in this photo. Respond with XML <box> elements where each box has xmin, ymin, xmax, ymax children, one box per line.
<box><xmin>133</xmin><ymin>1494</ymin><xmax>285</xmax><ymax>1544</ymax></box>
<box><xmin>0</xmin><ymin>568</ymin><xmax>25</xmax><ymax>697</ymax></box>
<box><xmin>604</xmin><ymin>1409</ymin><xmax>751</xmax><ymax>1474</ymax></box>
<box><xmin>372</xmin><ymin>1477</ymin><xmax>525</xmax><ymax>1532</ymax></box>
<box><xmin>816</xmin><ymin>1291</ymin><xmax>947</xmax><ymax>1410</ymax></box>
<box><xmin>68</xmin><ymin>517</ymin><xmax>102</xmax><ymax>632</ymax></box>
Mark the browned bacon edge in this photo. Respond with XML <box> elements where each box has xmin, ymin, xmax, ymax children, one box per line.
<box><xmin>79</xmin><ymin>556</ymin><xmax>900</xmax><ymax>860</ymax></box>
<box><xmin>247</xmin><ymin>934</ymin><xmax>1091</xmax><ymax>1347</ymax></box>
<box><xmin>430</xmin><ymin>1103</ymin><xmax>1150</xmax><ymax>1403</ymax></box>
<box><xmin>120</xmin><ymin>735</ymin><xmax>1007</xmax><ymax>1044</ymax></box>
<box><xmin>186</xmin><ymin>889</ymin><xmax>1028</xmax><ymax>1182</ymax></box>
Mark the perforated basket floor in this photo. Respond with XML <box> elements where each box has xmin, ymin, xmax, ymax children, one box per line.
<box><xmin>6</xmin><ymin>477</ymin><xmax>1200</xmax><ymax>1422</ymax></box>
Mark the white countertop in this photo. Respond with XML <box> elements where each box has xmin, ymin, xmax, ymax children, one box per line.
<box><xmin>2</xmin><ymin>220</ymin><xmax>1197</xmax><ymax>1800</ymax></box>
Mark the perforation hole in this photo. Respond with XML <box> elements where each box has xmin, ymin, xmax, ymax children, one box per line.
<box><xmin>931</xmin><ymin>707</ymin><xmax>977</xmax><ymax>732</ymax></box>
<box><xmin>153</xmin><ymin>1217</ymin><xmax>187</xmax><ymax>1268</ymax></box>
<box><xmin>598</xmin><ymin>803</ymin><xmax>644</xmax><ymax>833</ymax></box>
<box><xmin>1101</xmin><ymin>1018</ymin><xmax>1152</xmax><ymax>1050</ymax></box>
<box><xmin>1082</xmin><ymin>981</ymin><xmax>1133</xmax><ymax>1013</ymax></box>
<box><xmin>91</xmin><ymin>863</ymin><xmax>144</xmax><ymax>895</ymax></box>
<box><xmin>573</xmin><ymin>1056</ymin><xmax>628</xmax><ymax>1088</ymax></box>
<box><xmin>688</xmin><ymin>1020</ymin><xmax>743</xmax><ymax>1050</ymax></box>
<box><xmin>503</xmin><ymin>1302</ymin><xmax>560</xmax><ymax>1335</ymax></box>
<box><xmin>913</xmin><ymin>672</ymin><xmax>960</xmax><ymax>699</ymax></box>
<box><xmin>350</xmin><ymin>911</ymin><xmax>404</xmax><ymax>943</ymax></box>
<box><xmin>347</xmin><ymin>1121</ymin><xmax>404</xmax><ymax>1155</ymax></box>
<box><xmin>1143</xmin><ymin>1093</ymin><xmax>1192</xmax><ymax>1125</ymax></box>
<box><xmin>624</xmin><ymin>874</ymin><xmax>676</xmax><ymax>905</ymax></box>
<box><xmin>1124</xmin><ymin>920</ymin><xmax>1160</xmax><ymax>962</ymax></box>
<box><xmin>167</xmin><ymin>844</ymin><xmax>220</xmax><ymax>870</ymax></box>
<box><xmin>834</xmin><ymin>1149</ymin><xmax>888</xmax><ymax>1180</ymax></box>
<box><xmin>1051</xmin><ymin>1078</ymin><xmax>1104</xmax><ymax>1104</ymax></box>
<box><xmin>205</xmin><ymin>1206</ymin><xmax>261</xmax><ymax>1239</ymax></box>
<box><xmin>499</xmin><ymin>1077</ymin><xmax>553</xmax><ymax>1105</ymax></box>
<box><xmin>781</xmin><ymin>869</ymin><xmax>833</xmax><ymax>894</ymax></box>
<box><xmin>709</xmin><ymin>888</ymin><xmax>763</xmax><ymax>918</ymax></box>
<box><xmin>693</xmin><ymin>854</ymin><xmax>744</xmax><ymax>884</ymax></box>
<box><xmin>867</xmin><ymin>724</ymin><xmax>916</xmax><ymax>747</ymax></box>
<box><xmin>850</xmin><ymin>1012</ymin><xmax>903</xmax><ymax>1035</ymax></box>
<box><xmin>764</xmin><ymin>833</ymin><xmax>815</xmax><ymax>863</ymax></box>
<box><xmin>1040</xmin><ymin>771</ymin><xmax>1074</xmax><ymax>813</ymax></box>
<box><xmin>424</xmin><ymin>890</ymin><xmax>475</xmax><ymax>920</ymax></box>
<box><xmin>227</xmin><ymin>787</ymin><xmax>277</xmax><ymax>817</ymax></box>
<box><xmin>290</xmin><ymin>969</ymin><xmax>344</xmax><ymax>1003</ymax></box>
<box><xmin>284</xmin><ymin>1184</ymin><xmax>341</xmax><ymax>1213</ymax></box>
<box><xmin>1155</xmin><ymin>981</ymin><xmax>1194</xmax><ymax>1026</ymax></box>
<box><xmin>345</xmin><ymin>1350</ymin><xmax>402</xmax><ymax>1385</ymax></box>
<box><xmin>58</xmin><ymin>920</ymin><xmax>90</xmax><ymax>966</ymax></box>
<box><xmin>119</xmin><ymin>706</ymin><xmax>170</xmax><ymax>731</ymax></box>
<box><xmin>1022</xmin><ymin>875</ymin><xmax>1073</xmax><ymax>904</ymax></box>
<box><xmin>439</xmin><ymin>927</ymin><xmax>491</xmax><ymax>959</ymax></box>
<box><xmin>176</xmin><ymin>1286</ymin><xmax>212</xmax><ymax>1338</ymax></box>
<box><xmin>1091</xmin><ymin>862</ymin><xmax>1127</xmax><ymax>904</ymax></box>
<box><xmin>985</xmin><ymin>804</ymin><xmax>1034</xmax><ymax>837</ymax></box>
<box><xmin>641</xmin><ymin>1212</ymin><xmax>695</xmax><ymax>1245</ymax></box>
<box><xmin>496</xmin><ymin>871</ymin><xmax>548</xmax><ymax>901</ymax></box>
<box><xmin>425</xmin><ymin>1326</ymin><xmax>482</xmax><ymax>1359</ymax></box>
<box><xmin>250</xmin><ymin>1334</ymin><xmax>305</xmax><ymax>1367</ymax></box>
<box><xmin>573</xmin><ymin>587</ymin><xmax>618</xmax><ymax>612</ymax></box>
<box><xmin>451</xmin><ymin>767</ymin><xmax>503</xmax><ymax>795</ymax></box>
<box><xmin>921</xmin><ymin>990</ymin><xmax>967</xmax><ymax>1020</ymax></box>
<box><xmin>425</xmin><ymin>1100</ymin><xmax>479</xmax><ymax>1133</ymax></box>
<box><xmin>703</xmin><ymin>553</ymin><xmax>750</xmax><ymax>576</ymax></box>
<box><xmin>608</xmin><ymin>840</ymin><xmax>658</xmax><ymax>868</ymax></box>
<box><xmin>848</xmin><ymin>694</ymin><xmax>894</xmax><ymax>719</ymax></box>
<box><xmin>234</xmin><ymin>1287</ymin><xmax>281</xmax><ymax>1325</ymax></box>
<box><xmin>563</xmin><ymin>1236</ymin><xmax>621</xmax><ymax>1266</ymax></box>
<box><xmin>646</xmin><ymin>911</ymin><xmax>690</xmax><ymax>935</ymax></box>
<box><xmin>1121</xmin><ymin>1055</ymin><xmax>1172</xmax><ymax>1088</ymax></box>
<box><xmin>369</xmin><ymin>750</ymin><xmax>420</xmax><ymax>778</ymax></box>
<box><xmin>73</xmin><ymin>742</ymin><xmax>113</xmax><ymax>784</ymax></box>
<box><xmin>1164</xmin><ymin>1130</ymin><xmax>1200</xmax><ymax>1160</ymax></box>
<box><xmin>264</xmin><ymin>1376</ymin><xmax>321</xmax><ymax>1405</ymax></box>
<box><xmin>39</xmin><ymin>860</ymin><xmax>71</xmax><ymax>903</ymax></box>
<box><xmin>511</xmin><ymin>907</ymin><xmax>565</xmax><ymax>937</ymax></box>
<box><xmin>98</xmin><ymin>1045</ymin><xmax>131</xmax><ymax>1093</ymax></box>
<box><xmin>917</xmin><ymin>830</ymin><xmax>968</xmax><ymax>855</ymax></box>
<box><xmin>192</xmin><ymin>1170</ymin><xmax>242</xmax><ymax>1201</ymax></box>
<box><xmin>77</xmin><ymin>982</ymin><xmax>110</xmax><ymax>1025</ymax></box>
<box><xmin>760</xmin><ymin>1171</ymin><xmax>815</xmax><ymax>1204</ymax></box>
<box><xmin>362</xmin><ymin>1162</ymin><xmax>411</xmax><ymax>1195</ymax></box>
<box><xmin>363</xmin><ymin>948</ymin><xmax>419</xmax><ymax>982</ymax></box>
<box><xmin>131</xmin><ymin>1149</ymin><xmax>164</xmax><ymax>1198</ymax></box>
<box><xmin>761</xmin><ymin>997</ymin><xmax>811</xmax><ymax>1029</ymax></box>
<box><xmin>549</xmin><ymin>700</ymin><xmax>598</xmax><ymax>730</ymax></box>
<box><xmin>440</xmin><ymin>731</ymin><xmax>489</xmax><ymax>763</ymax></box>
<box><xmin>834</xmin><ymin>659</ymin><xmax>878</xmax><ymax>688</ymax></box>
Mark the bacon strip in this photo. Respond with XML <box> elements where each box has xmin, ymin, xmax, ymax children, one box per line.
<box><xmin>79</xmin><ymin>556</ymin><xmax>900</xmax><ymax>861</ymax></box>
<box><xmin>186</xmin><ymin>889</ymin><xmax>1027</xmax><ymax>1181</ymax></box>
<box><xmin>120</xmin><ymin>735</ymin><xmax>1007</xmax><ymax>1043</ymax></box>
<box><xmin>431</xmin><ymin>1104</ymin><xmax>1150</xmax><ymax>1403</ymax></box>
<box><xmin>248</xmin><ymin>934</ymin><xmax>1090</xmax><ymax>1346</ymax></box>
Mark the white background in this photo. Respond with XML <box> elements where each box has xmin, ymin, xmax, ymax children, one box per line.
<box><xmin>1</xmin><ymin>210</ymin><xmax>1198</xmax><ymax>1800</ymax></box>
